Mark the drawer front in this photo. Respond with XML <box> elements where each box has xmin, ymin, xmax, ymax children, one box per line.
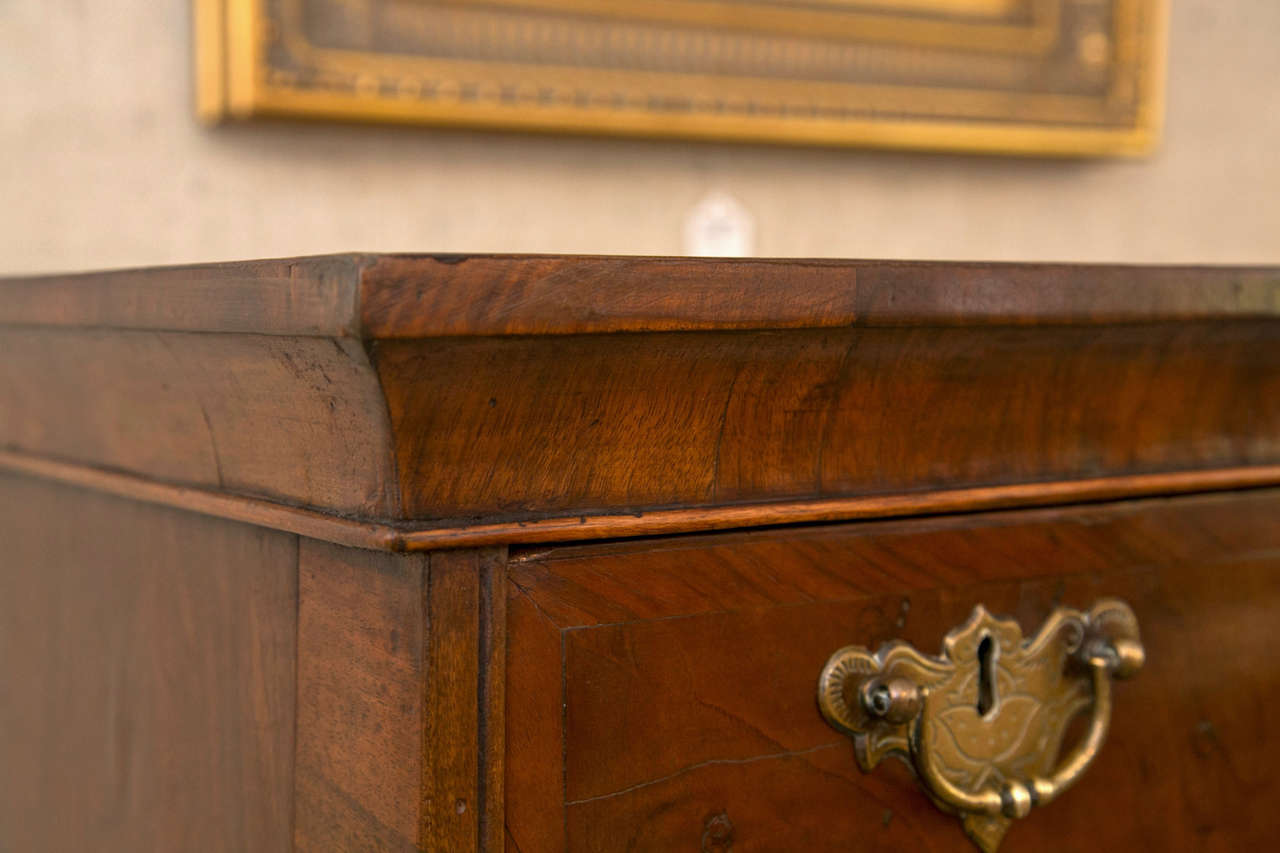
<box><xmin>505</xmin><ymin>489</ymin><xmax>1280</xmax><ymax>851</ymax></box>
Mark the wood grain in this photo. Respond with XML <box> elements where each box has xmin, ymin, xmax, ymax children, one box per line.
<box><xmin>9</xmin><ymin>255</ymin><xmax>1280</xmax><ymax>853</ymax></box>
<box><xmin>0</xmin><ymin>254</ymin><xmax>361</xmax><ymax>335</ymax></box>
<box><xmin>6</xmin><ymin>448</ymin><xmax>1280</xmax><ymax>552</ymax></box>
<box><xmin>0</xmin><ymin>471</ymin><xmax>297</xmax><ymax>852</ymax></box>
<box><xmin>377</xmin><ymin>321</ymin><xmax>1280</xmax><ymax>520</ymax></box>
<box><xmin>508</xmin><ymin>488</ymin><xmax>1280</xmax><ymax>626</ymax></box>
<box><xmin>294</xmin><ymin>541</ymin><xmax>428</xmax><ymax>852</ymax></box>
<box><xmin>359</xmin><ymin>255</ymin><xmax>1280</xmax><ymax>338</ymax></box>
<box><xmin>4</xmin><ymin>255</ymin><xmax>1278</xmax><ymax>528</ymax></box>
<box><xmin>505</xmin><ymin>582</ymin><xmax>569</xmax><ymax>853</ymax></box>
<box><xmin>560</xmin><ymin>560</ymin><xmax>1280</xmax><ymax>852</ymax></box>
<box><xmin>0</xmin><ymin>328</ymin><xmax>399</xmax><ymax>515</ymax></box>
<box><xmin>5</xmin><ymin>254</ymin><xmax>1278</xmax><ymax>340</ymax></box>
<box><xmin>424</xmin><ymin>548</ymin><xmax>508</xmax><ymax>852</ymax></box>
<box><xmin>507</xmin><ymin>489</ymin><xmax>1280</xmax><ymax>850</ymax></box>
<box><xmin>294</xmin><ymin>541</ymin><xmax>506</xmax><ymax>852</ymax></box>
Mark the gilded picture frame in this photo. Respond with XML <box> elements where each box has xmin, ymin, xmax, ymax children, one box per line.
<box><xmin>195</xmin><ymin>0</ymin><xmax>1167</xmax><ymax>155</ymax></box>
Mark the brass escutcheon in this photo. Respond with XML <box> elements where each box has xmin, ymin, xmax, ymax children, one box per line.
<box><xmin>817</xmin><ymin>599</ymin><xmax>1143</xmax><ymax>852</ymax></box>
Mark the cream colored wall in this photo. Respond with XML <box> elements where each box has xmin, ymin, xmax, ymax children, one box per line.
<box><xmin>2</xmin><ymin>2</ymin><xmax>1278</xmax><ymax>274</ymax></box>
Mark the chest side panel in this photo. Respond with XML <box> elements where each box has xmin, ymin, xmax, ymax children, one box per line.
<box><xmin>0</xmin><ymin>472</ymin><xmax>298</xmax><ymax>852</ymax></box>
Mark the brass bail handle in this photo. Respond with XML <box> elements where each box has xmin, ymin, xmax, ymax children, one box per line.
<box><xmin>817</xmin><ymin>599</ymin><xmax>1144</xmax><ymax>853</ymax></box>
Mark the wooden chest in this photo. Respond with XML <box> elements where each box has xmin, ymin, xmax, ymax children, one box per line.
<box><xmin>2</xmin><ymin>255</ymin><xmax>1278</xmax><ymax>852</ymax></box>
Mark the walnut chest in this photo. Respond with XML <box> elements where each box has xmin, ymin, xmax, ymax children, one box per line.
<box><xmin>2</xmin><ymin>255</ymin><xmax>1278</xmax><ymax>851</ymax></box>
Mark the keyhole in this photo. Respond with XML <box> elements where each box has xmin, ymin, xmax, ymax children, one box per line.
<box><xmin>977</xmin><ymin>634</ymin><xmax>997</xmax><ymax>717</ymax></box>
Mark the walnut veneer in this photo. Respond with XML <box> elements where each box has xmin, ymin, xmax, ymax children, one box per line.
<box><xmin>2</xmin><ymin>255</ymin><xmax>1278</xmax><ymax>851</ymax></box>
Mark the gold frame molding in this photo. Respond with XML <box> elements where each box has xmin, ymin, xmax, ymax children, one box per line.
<box><xmin>195</xmin><ymin>0</ymin><xmax>1167</xmax><ymax>155</ymax></box>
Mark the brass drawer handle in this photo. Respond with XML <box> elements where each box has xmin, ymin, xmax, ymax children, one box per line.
<box><xmin>817</xmin><ymin>599</ymin><xmax>1143</xmax><ymax>852</ymax></box>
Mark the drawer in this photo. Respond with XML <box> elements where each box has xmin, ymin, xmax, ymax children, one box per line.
<box><xmin>505</xmin><ymin>489</ymin><xmax>1280</xmax><ymax>851</ymax></box>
